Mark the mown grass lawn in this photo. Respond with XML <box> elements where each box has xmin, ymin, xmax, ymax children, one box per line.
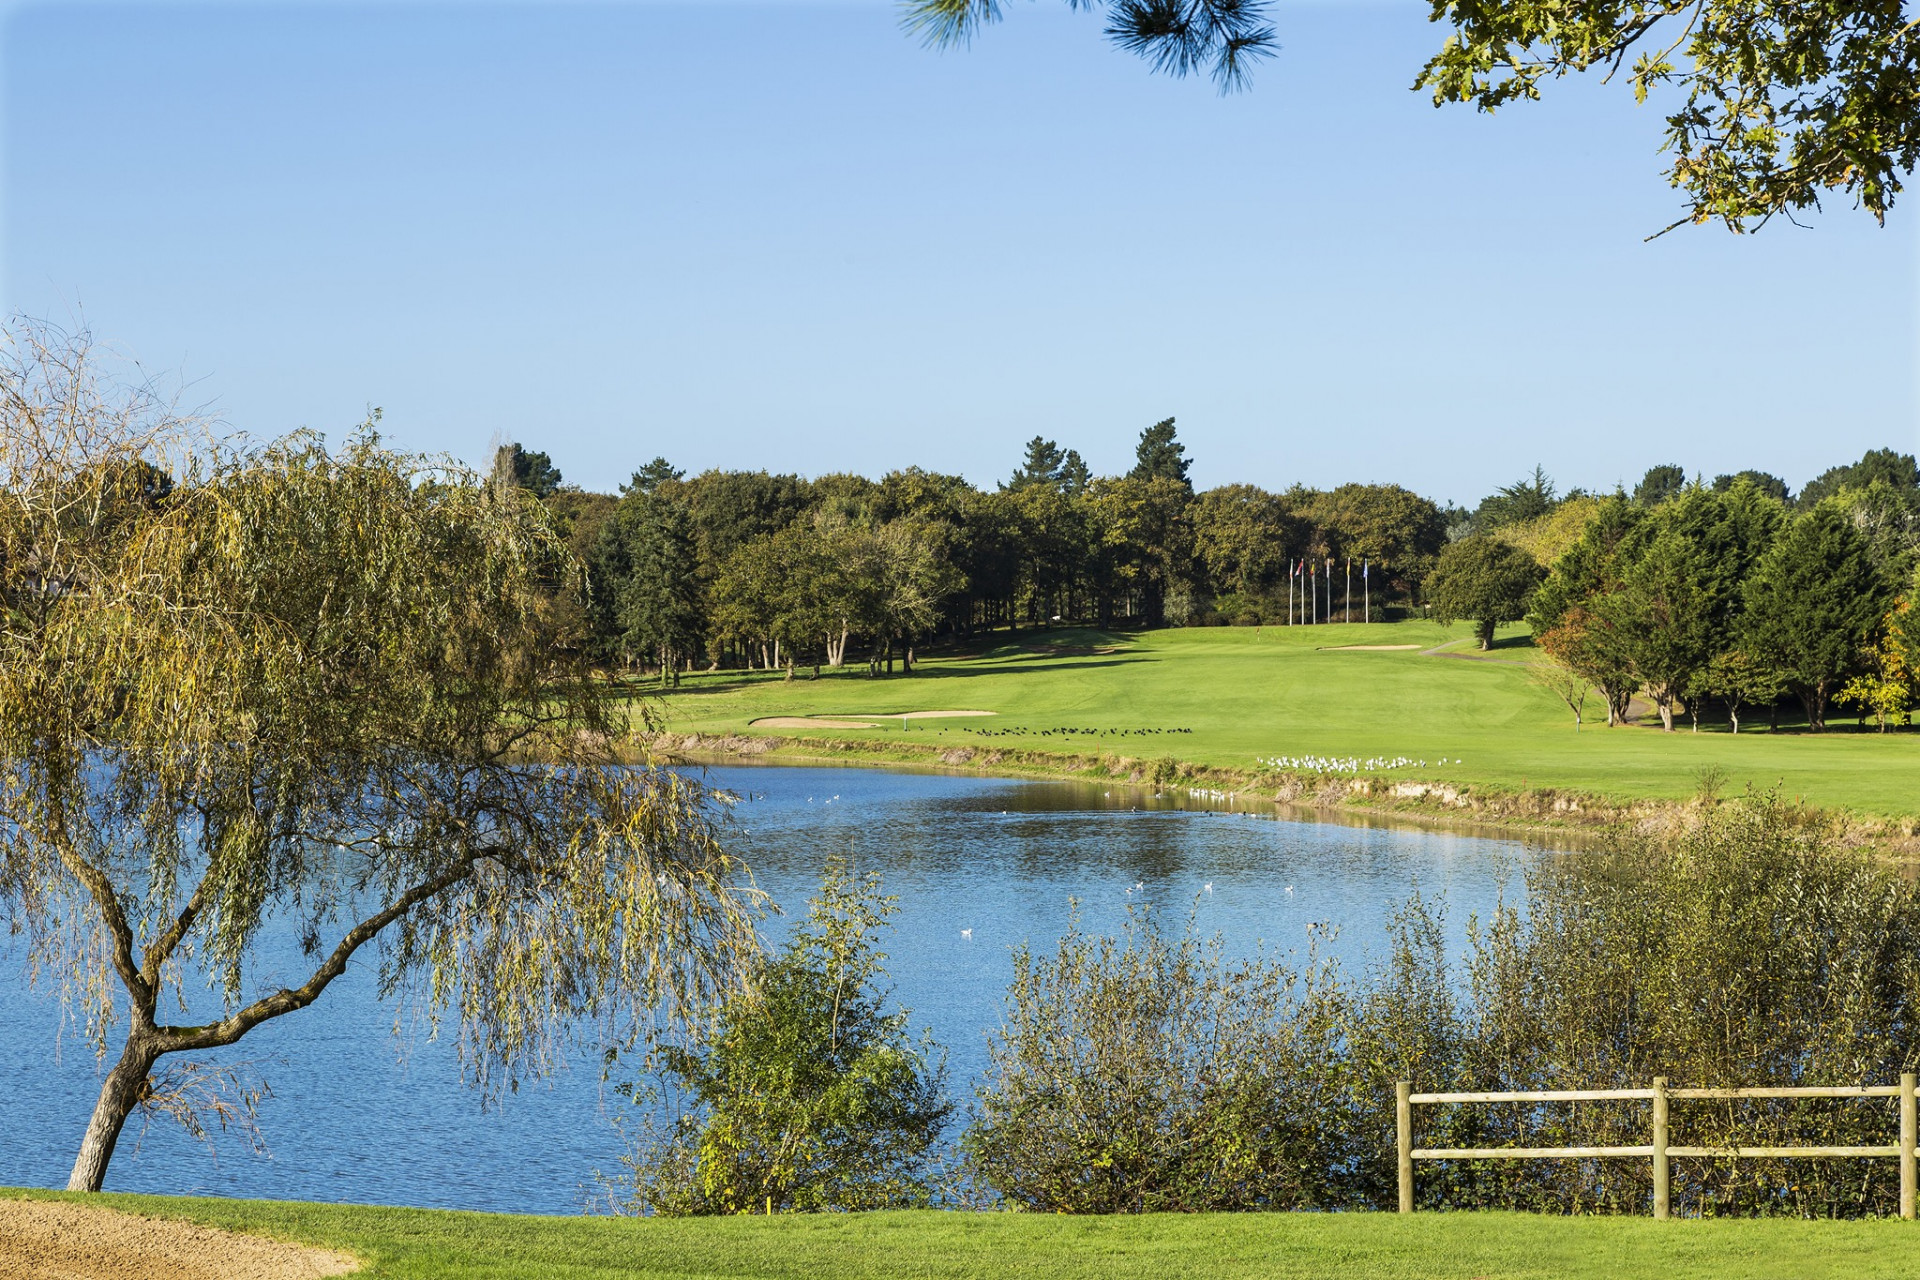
<box><xmin>641</xmin><ymin>622</ymin><xmax>1920</xmax><ymax>818</ymax></box>
<box><xmin>11</xmin><ymin>1191</ymin><xmax>1920</xmax><ymax>1279</ymax></box>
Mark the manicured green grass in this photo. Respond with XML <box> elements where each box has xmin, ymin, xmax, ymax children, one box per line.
<box><xmin>644</xmin><ymin>622</ymin><xmax>1920</xmax><ymax>817</ymax></box>
<box><xmin>10</xmin><ymin>1190</ymin><xmax>1920</xmax><ymax>1279</ymax></box>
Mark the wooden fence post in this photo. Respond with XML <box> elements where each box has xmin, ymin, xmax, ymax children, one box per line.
<box><xmin>1902</xmin><ymin>1072</ymin><xmax>1915</xmax><ymax>1222</ymax></box>
<box><xmin>1651</xmin><ymin>1077</ymin><xmax>1669</xmax><ymax>1221</ymax></box>
<box><xmin>1397</xmin><ymin>1080</ymin><xmax>1413</xmax><ymax>1213</ymax></box>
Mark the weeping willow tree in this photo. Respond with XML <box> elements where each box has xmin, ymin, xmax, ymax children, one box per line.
<box><xmin>0</xmin><ymin>321</ymin><xmax>759</xmax><ymax>1193</ymax></box>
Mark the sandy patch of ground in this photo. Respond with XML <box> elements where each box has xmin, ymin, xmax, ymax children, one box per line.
<box><xmin>1317</xmin><ymin>644</ymin><xmax>1421</xmax><ymax>651</ymax></box>
<box><xmin>0</xmin><ymin>1198</ymin><xmax>360</xmax><ymax>1280</ymax></box>
<box><xmin>749</xmin><ymin>710</ymin><xmax>996</xmax><ymax>730</ymax></box>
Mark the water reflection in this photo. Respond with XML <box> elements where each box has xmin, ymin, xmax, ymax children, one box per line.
<box><xmin>0</xmin><ymin>765</ymin><xmax>1540</xmax><ymax>1212</ymax></box>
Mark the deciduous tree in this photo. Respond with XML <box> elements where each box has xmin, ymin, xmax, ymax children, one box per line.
<box><xmin>611</xmin><ymin>857</ymin><xmax>950</xmax><ymax>1215</ymax></box>
<box><xmin>1427</xmin><ymin>535</ymin><xmax>1544</xmax><ymax>649</ymax></box>
<box><xmin>0</xmin><ymin>325</ymin><xmax>756</xmax><ymax>1194</ymax></box>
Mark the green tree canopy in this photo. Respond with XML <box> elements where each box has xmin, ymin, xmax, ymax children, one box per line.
<box><xmin>612</xmin><ymin>856</ymin><xmax>950</xmax><ymax>1215</ymax></box>
<box><xmin>1713</xmin><ymin>470</ymin><xmax>1792</xmax><ymax>504</ymax></box>
<box><xmin>1599</xmin><ymin>485</ymin><xmax>1781</xmax><ymax>730</ymax></box>
<box><xmin>1128</xmin><ymin>417</ymin><xmax>1192</xmax><ymax>490</ymax></box>
<box><xmin>1417</xmin><ymin>1</ymin><xmax>1920</xmax><ymax>232</ymax></box>
<box><xmin>1090</xmin><ymin>473</ymin><xmax>1194</xmax><ymax>627</ymax></box>
<box><xmin>595</xmin><ymin>489</ymin><xmax>707</xmax><ymax>683</ymax></box>
<box><xmin>1006</xmin><ymin>436</ymin><xmax>1066</xmax><ymax>491</ymax></box>
<box><xmin>492</xmin><ymin>441</ymin><xmax>563</xmax><ymax>498</ymax></box>
<box><xmin>1528</xmin><ymin>495</ymin><xmax>1646</xmax><ymax>634</ymax></box>
<box><xmin>1741</xmin><ymin>500</ymin><xmax>1891</xmax><ymax>730</ymax></box>
<box><xmin>1633</xmin><ymin>464</ymin><xmax>1687</xmax><ymax>508</ymax></box>
<box><xmin>1298</xmin><ymin>483</ymin><xmax>1447</xmax><ymax>590</ymax></box>
<box><xmin>1191</xmin><ymin>483</ymin><xmax>1300</xmax><ymax>599</ymax></box>
<box><xmin>679</xmin><ymin>468</ymin><xmax>812</xmax><ymax>570</ymax></box>
<box><xmin>624</xmin><ymin>456</ymin><xmax>685</xmax><ymax>496</ymax></box>
<box><xmin>1427</xmin><ymin>535</ymin><xmax>1545</xmax><ymax>649</ymax></box>
<box><xmin>0</xmin><ymin>326</ymin><xmax>755</xmax><ymax>1194</ymax></box>
<box><xmin>1800</xmin><ymin>447</ymin><xmax>1920</xmax><ymax>508</ymax></box>
<box><xmin>907</xmin><ymin>1</ymin><xmax>1920</xmax><ymax>232</ymax></box>
<box><xmin>1470</xmin><ymin>466</ymin><xmax>1557</xmax><ymax>533</ymax></box>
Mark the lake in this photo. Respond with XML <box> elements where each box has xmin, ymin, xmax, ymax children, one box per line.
<box><xmin>0</xmin><ymin>764</ymin><xmax>1544</xmax><ymax>1212</ymax></box>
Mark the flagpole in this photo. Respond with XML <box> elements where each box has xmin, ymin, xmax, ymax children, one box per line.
<box><xmin>1345</xmin><ymin>558</ymin><xmax>1351</xmax><ymax>624</ymax></box>
<box><xmin>1364</xmin><ymin>560</ymin><xmax>1370</xmax><ymax>625</ymax></box>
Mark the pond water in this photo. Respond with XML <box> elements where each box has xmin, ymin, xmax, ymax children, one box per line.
<box><xmin>0</xmin><ymin>765</ymin><xmax>1545</xmax><ymax>1212</ymax></box>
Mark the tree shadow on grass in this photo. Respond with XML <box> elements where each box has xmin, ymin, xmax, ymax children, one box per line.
<box><xmin>635</xmin><ymin>655</ymin><xmax>1150</xmax><ymax>699</ymax></box>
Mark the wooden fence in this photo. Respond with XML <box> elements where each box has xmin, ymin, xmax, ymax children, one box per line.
<box><xmin>1395</xmin><ymin>1075</ymin><xmax>1919</xmax><ymax>1219</ymax></box>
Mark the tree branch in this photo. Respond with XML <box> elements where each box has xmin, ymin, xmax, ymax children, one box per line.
<box><xmin>155</xmin><ymin>850</ymin><xmax>485</xmax><ymax>1054</ymax></box>
<box><xmin>53</xmin><ymin>815</ymin><xmax>151</xmax><ymax>1016</ymax></box>
<box><xmin>140</xmin><ymin>874</ymin><xmax>210</xmax><ymax>994</ymax></box>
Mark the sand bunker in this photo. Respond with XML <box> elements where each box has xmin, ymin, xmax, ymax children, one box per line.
<box><xmin>894</xmin><ymin>710</ymin><xmax>996</xmax><ymax>719</ymax></box>
<box><xmin>0</xmin><ymin>1198</ymin><xmax>360</xmax><ymax>1280</ymax></box>
<box><xmin>1317</xmin><ymin>644</ymin><xmax>1421</xmax><ymax>651</ymax></box>
<box><xmin>749</xmin><ymin>710</ymin><xmax>997</xmax><ymax>730</ymax></box>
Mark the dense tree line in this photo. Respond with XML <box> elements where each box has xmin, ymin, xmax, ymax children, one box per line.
<box><xmin>503</xmin><ymin>436</ymin><xmax>1920</xmax><ymax>725</ymax></box>
<box><xmin>1412</xmin><ymin>453</ymin><xmax>1920</xmax><ymax>734</ymax></box>
<box><xmin>507</xmin><ymin>420</ymin><xmax>1449</xmax><ymax>680</ymax></box>
<box><xmin>1511</xmin><ymin>463</ymin><xmax>1920</xmax><ymax>733</ymax></box>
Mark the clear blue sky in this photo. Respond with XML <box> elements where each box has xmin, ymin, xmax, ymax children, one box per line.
<box><xmin>4</xmin><ymin>0</ymin><xmax>1915</xmax><ymax>505</ymax></box>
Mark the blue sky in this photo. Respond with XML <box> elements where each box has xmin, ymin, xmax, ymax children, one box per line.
<box><xmin>3</xmin><ymin>0</ymin><xmax>1915</xmax><ymax>504</ymax></box>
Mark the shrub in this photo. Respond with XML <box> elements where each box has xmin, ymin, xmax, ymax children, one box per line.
<box><xmin>966</xmin><ymin>907</ymin><xmax>1369</xmax><ymax>1211</ymax></box>
<box><xmin>608</xmin><ymin>856</ymin><xmax>951</xmax><ymax>1214</ymax></box>
<box><xmin>970</xmin><ymin>796</ymin><xmax>1920</xmax><ymax>1217</ymax></box>
<box><xmin>1441</xmin><ymin>796</ymin><xmax>1920</xmax><ymax>1216</ymax></box>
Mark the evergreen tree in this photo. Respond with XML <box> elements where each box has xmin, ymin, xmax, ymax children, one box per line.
<box><xmin>597</xmin><ymin>493</ymin><xmax>706</xmax><ymax>684</ymax></box>
<box><xmin>1633</xmin><ymin>464</ymin><xmax>1687</xmax><ymax>508</ymax></box>
<box><xmin>1470</xmin><ymin>466</ymin><xmax>1557</xmax><ymax>532</ymax></box>
<box><xmin>1604</xmin><ymin>485</ymin><xmax>1783</xmax><ymax>731</ymax></box>
<box><xmin>1800</xmin><ymin>447</ymin><xmax>1920</xmax><ymax>507</ymax></box>
<box><xmin>1713</xmin><ymin>470</ymin><xmax>1792</xmax><ymax>504</ymax></box>
<box><xmin>1059</xmin><ymin>449</ymin><xmax>1091</xmax><ymax>496</ymax></box>
<box><xmin>1129</xmin><ymin>418</ymin><xmax>1191</xmax><ymax>489</ymax></box>
<box><xmin>1006</xmin><ymin>437</ymin><xmax>1067</xmax><ymax>491</ymax></box>
<box><xmin>1741</xmin><ymin>502</ymin><xmax>1891</xmax><ymax>730</ymax></box>
<box><xmin>492</xmin><ymin>442</ymin><xmax>563</xmax><ymax>498</ymax></box>
<box><xmin>625</xmin><ymin>456</ymin><xmax>685</xmax><ymax>496</ymax></box>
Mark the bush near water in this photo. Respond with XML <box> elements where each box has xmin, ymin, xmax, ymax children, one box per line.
<box><xmin>611</xmin><ymin>794</ymin><xmax>1920</xmax><ymax>1218</ymax></box>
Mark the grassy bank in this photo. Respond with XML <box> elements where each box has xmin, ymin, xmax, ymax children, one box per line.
<box><xmin>634</xmin><ymin>622</ymin><xmax>1920</xmax><ymax>825</ymax></box>
<box><xmin>12</xmin><ymin>1190</ymin><xmax>1920</xmax><ymax>1279</ymax></box>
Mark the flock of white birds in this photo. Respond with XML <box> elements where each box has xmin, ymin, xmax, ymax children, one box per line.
<box><xmin>1256</xmin><ymin>754</ymin><xmax>1463</xmax><ymax>774</ymax></box>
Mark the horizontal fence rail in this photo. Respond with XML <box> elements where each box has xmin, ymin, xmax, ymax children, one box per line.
<box><xmin>1394</xmin><ymin>1075</ymin><xmax>1919</xmax><ymax>1219</ymax></box>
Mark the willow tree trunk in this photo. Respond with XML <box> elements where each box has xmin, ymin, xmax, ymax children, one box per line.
<box><xmin>68</xmin><ymin>1033</ymin><xmax>160</xmax><ymax>1192</ymax></box>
